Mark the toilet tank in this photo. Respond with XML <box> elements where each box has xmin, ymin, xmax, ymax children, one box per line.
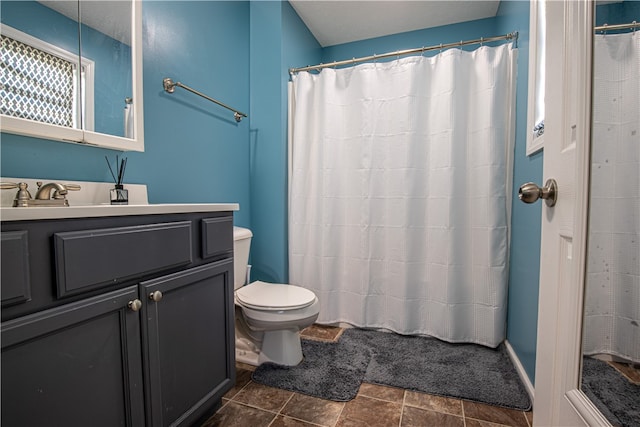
<box><xmin>233</xmin><ymin>226</ymin><xmax>253</xmax><ymax>290</ymax></box>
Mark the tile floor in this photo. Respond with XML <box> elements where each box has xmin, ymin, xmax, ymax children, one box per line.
<box><xmin>202</xmin><ymin>325</ymin><xmax>534</xmax><ymax>427</ymax></box>
<box><xmin>609</xmin><ymin>361</ymin><xmax>640</xmax><ymax>384</ymax></box>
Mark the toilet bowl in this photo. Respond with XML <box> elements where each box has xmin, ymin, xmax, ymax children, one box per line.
<box><xmin>233</xmin><ymin>227</ymin><xmax>319</xmax><ymax>366</ymax></box>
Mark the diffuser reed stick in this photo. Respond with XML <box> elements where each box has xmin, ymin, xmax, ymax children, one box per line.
<box><xmin>105</xmin><ymin>156</ymin><xmax>128</xmax><ymax>186</ymax></box>
<box><xmin>106</xmin><ymin>156</ymin><xmax>129</xmax><ymax>204</ymax></box>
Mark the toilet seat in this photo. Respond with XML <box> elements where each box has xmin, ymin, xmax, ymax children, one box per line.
<box><xmin>236</xmin><ymin>281</ymin><xmax>316</xmax><ymax>311</ymax></box>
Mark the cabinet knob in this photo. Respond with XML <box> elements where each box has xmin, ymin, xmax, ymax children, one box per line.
<box><xmin>128</xmin><ymin>299</ymin><xmax>142</xmax><ymax>312</ymax></box>
<box><xmin>149</xmin><ymin>290</ymin><xmax>163</xmax><ymax>302</ymax></box>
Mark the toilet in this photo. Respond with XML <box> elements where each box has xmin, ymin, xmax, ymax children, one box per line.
<box><xmin>233</xmin><ymin>226</ymin><xmax>319</xmax><ymax>366</ymax></box>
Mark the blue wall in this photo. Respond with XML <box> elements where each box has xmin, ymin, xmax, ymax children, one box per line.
<box><xmin>322</xmin><ymin>17</ymin><xmax>499</xmax><ymax>62</ymax></box>
<box><xmin>248</xmin><ymin>1</ymin><xmax>321</xmax><ymax>283</ymax></box>
<box><xmin>136</xmin><ymin>0</ymin><xmax>250</xmax><ymax>224</ymax></box>
<box><xmin>596</xmin><ymin>1</ymin><xmax>640</xmax><ymax>27</ymax></box>
<box><xmin>249</xmin><ymin>2</ymin><xmax>285</xmax><ymax>282</ymax></box>
<box><xmin>496</xmin><ymin>0</ymin><xmax>542</xmax><ymax>385</ymax></box>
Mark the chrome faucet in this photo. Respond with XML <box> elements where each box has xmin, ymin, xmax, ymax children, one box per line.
<box><xmin>35</xmin><ymin>182</ymin><xmax>68</xmax><ymax>200</ymax></box>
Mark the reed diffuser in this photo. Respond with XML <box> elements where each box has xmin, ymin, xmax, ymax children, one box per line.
<box><xmin>106</xmin><ymin>155</ymin><xmax>128</xmax><ymax>205</ymax></box>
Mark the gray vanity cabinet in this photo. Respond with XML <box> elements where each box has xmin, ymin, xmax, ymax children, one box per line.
<box><xmin>0</xmin><ymin>211</ymin><xmax>235</xmax><ymax>427</ymax></box>
<box><xmin>1</xmin><ymin>285</ymin><xmax>146</xmax><ymax>426</ymax></box>
<box><xmin>141</xmin><ymin>260</ymin><xmax>234</xmax><ymax>427</ymax></box>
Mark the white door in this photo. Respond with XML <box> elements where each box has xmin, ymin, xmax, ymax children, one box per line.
<box><xmin>532</xmin><ymin>1</ymin><xmax>611</xmax><ymax>426</ymax></box>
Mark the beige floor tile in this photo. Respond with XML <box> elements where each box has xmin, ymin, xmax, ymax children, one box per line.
<box><xmin>525</xmin><ymin>410</ymin><xmax>533</xmax><ymax>426</ymax></box>
<box><xmin>463</xmin><ymin>401</ymin><xmax>529</xmax><ymax>427</ymax></box>
<box><xmin>232</xmin><ymin>382</ymin><xmax>294</xmax><ymax>412</ymax></box>
<box><xmin>223</xmin><ymin>368</ymin><xmax>253</xmax><ymax>399</ymax></box>
<box><xmin>404</xmin><ymin>391</ymin><xmax>463</xmax><ymax>416</ymax></box>
<box><xmin>609</xmin><ymin>361</ymin><xmax>640</xmax><ymax>384</ymax></box>
<box><xmin>401</xmin><ymin>406</ymin><xmax>464</xmax><ymax>427</ymax></box>
<box><xmin>270</xmin><ymin>415</ymin><xmax>323</xmax><ymax>427</ymax></box>
<box><xmin>202</xmin><ymin>401</ymin><xmax>276</xmax><ymax>427</ymax></box>
<box><xmin>236</xmin><ymin>361</ymin><xmax>257</xmax><ymax>372</ymax></box>
<box><xmin>336</xmin><ymin>395</ymin><xmax>402</xmax><ymax>426</ymax></box>
<box><xmin>280</xmin><ymin>393</ymin><xmax>345</xmax><ymax>426</ymax></box>
<box><xmin>301</xmin><ymin>324</ymin><xmax>344</xmax><ymax>342</ymax></box>
<box><xmin>357</xmin><ymin>383</ymin><xmax>405</xmax><ymax>404</ymax></box>
<box><xmin>465</xmin><ymin>418</ymin><xmax>513</xmax><ymax>427</ymax></box>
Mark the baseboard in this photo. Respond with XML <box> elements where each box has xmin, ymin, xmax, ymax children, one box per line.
<box><xmin>505</xmin><ymin>339</ymin><xmax>535</xmax><ymax>406</ymax></box>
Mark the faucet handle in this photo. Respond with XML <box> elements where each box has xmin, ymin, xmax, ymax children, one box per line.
<box><xmin>63</xmin><ymin>183</ymin><xmax>81</xmax><ymax>191</ymax></box>
<box><xmin>1</xmin><ymin>182</ymin><xmax>33</xmax><ymax>207</ymax></box>
<box><xmin>1</xmin><ymin>182</ymin><xmax>18</xmax><ymax>190</ymax></box>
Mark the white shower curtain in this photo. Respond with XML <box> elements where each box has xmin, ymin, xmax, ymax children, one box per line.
<box><xmin>288</xmin><ymin>43</ymin><xmax>517</xmax><ymax>347</ymax></box>
<box><xmin>583</xmin><ymin>32</ymin><xmax>640</xmax><ymax>363</ymax></box>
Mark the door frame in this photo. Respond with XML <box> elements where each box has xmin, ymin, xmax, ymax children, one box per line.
<box><xmin>532</xmin><ymin>1</ymin><xmax>610</xmax><ymax>425</ymax></box>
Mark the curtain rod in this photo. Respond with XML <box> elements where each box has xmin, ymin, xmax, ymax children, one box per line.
<box><xmin>162</xmin><ymin>78</ymin><xmax>247</xmax><ymax>122</ymax></box>
<box><xmin>594</xmin><ymin>21</ymin><xmax>639</xmax><ymax>33</ymax></box>
<box><xmin>289</xmin><ymin>32</ymin><xmax>518</xmax><ymax>75</ymax></box>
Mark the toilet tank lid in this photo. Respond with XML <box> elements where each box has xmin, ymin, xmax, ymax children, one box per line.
<box><xmin>233</xmin><ymin>226</ymin><xmax>253</xmax><ymax>240</ymax></box>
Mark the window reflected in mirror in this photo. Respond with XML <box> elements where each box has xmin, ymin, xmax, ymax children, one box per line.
<box><xmin>1</xmin><ymin>24</ymin><xmax>92</xmax><ymax>131</ymax></box>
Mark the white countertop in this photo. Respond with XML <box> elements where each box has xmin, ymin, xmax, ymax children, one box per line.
<box><xmin>0</xmin><ymin>203</ymin><xmax>239</xmax><ymax>221</ymax></box>
<box><xmin>1</xmin><ymin>177</ymin><xmax>238</xmax><ymax>221</ymax></box>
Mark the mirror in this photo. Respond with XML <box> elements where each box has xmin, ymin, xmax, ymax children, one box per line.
<box><xmin>0</xmin><ymin>0</ymin><xmax>144</xmax><ymax>152</ymax></box>
<box><xmin>525</xmin><ymin>0</ymin><xmax>546</xmax><ymax>156</ymax></box>
<box><xmin>581</xmin><ymin>1</ymin><xmax>639</xmax><ymax>425</ymax></box>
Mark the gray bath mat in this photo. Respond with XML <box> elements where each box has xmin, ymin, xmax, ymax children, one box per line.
<box><xmin>251</xmin><ymin>332</ymin><xmax>372</xmax><ymax>401</ymax></box>
<box><xmin>252</xmin><ymin>328</ymin><xmax>531</xmax><ymax>410</ymax></box>
<box><xmin>581</xmin><ymin>357</ymin><xmax>640</xmax><ymax>427</ymax></box>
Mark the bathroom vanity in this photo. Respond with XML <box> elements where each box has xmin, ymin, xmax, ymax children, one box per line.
<box><xmin>0</xmin><ymin>204</ymin><xmax>237</xmax><ymax>426</ymax></box>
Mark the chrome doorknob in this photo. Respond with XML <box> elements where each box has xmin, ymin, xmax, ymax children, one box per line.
<box><xmin>519</xmin><ymin>179</ymin><xmax>558</xmax><ymax>207</ymax></box>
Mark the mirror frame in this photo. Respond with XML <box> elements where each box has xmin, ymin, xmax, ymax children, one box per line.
<box><xmin>0</xmin><ymin>0</ymin><xmax>144</xmax><ymax>152</ymax></box>
<box><xmin>526</xmin><ymin>0</ymin><xmax>545</xmax><ymax>156</ymax></box>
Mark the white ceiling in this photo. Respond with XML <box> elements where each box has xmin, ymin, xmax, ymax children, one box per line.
<box><xmin>39</xmin><ymin>1</ymin><xmax>500</xmax><ymax>49</ymax></box>
<box><xmin>288</xmin><ymin>1</ymin><xmax>501</xmax><ymax>47</ymax></box>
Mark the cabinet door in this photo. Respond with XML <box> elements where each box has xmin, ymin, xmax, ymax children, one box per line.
<box><xmin>1</xmin><ymin>286</ymin><xmax>145</xmax><ymax>427</ymax></box>
<box><xmin>140</xmin><ymin>260</ymin><xmax>235</xmax><ymax>427</ymax></box>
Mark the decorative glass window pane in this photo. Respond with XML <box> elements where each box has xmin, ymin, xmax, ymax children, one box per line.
<box><xmin>1</xmin><ymin>34</ymin><xmax>76</xmax><ymax>127</ymax></box>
